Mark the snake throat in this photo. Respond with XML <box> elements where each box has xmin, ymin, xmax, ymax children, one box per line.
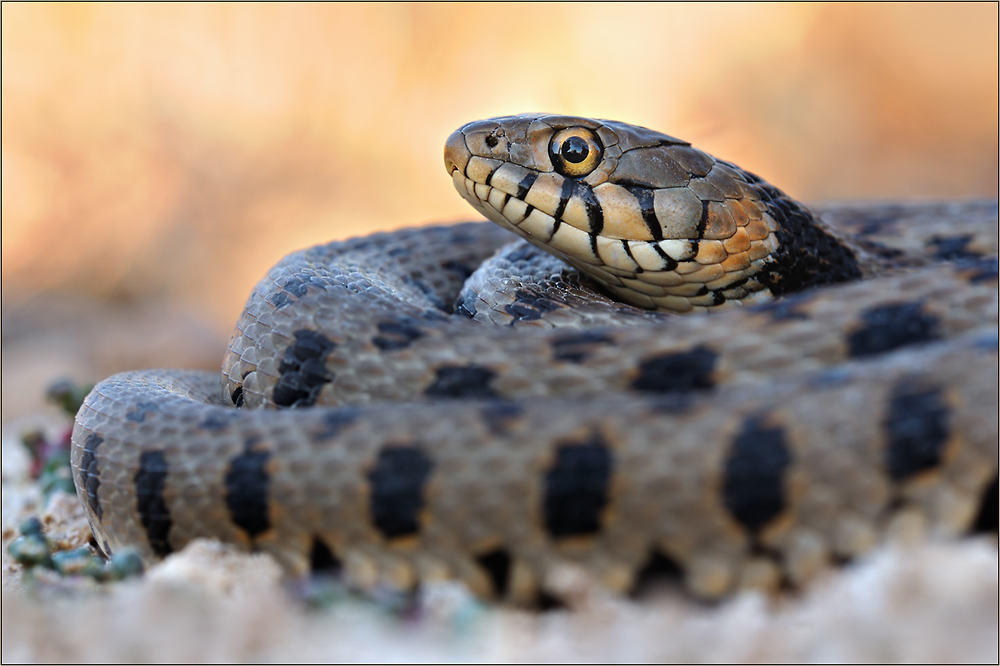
<box><xmin>445</xmin><ymin>113</ymin><xmax>862</xmax><ymax>313</ymax></box>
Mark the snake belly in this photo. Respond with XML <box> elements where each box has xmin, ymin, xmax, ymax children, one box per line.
<box><xmin>71</xmin><ymin>114</ymin><xmax>999</xmax><ymax>602</ymax></box>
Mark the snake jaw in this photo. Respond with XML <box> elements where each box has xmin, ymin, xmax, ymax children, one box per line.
<box><xmin>446</xmin><ymin>114</ymin><xmax>862</xmax><ymax>313</ymax></box>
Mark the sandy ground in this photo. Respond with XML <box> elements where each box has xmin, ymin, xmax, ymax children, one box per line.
<box><xmin>1</xmin><ymin>411</ymin><xmax>997</xmax><ymax>663</ymax></box>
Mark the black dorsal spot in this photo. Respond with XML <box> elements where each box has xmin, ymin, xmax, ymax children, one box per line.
<box><xmin>367</xmin><ymin>447</ymin><xmax>433</xmax><ymax>539</ymax></box>
<box><xmin>476</xmin><ymin>549</ymin><xmax>512</xmax><ymax>598</ymax></box>
<box><xmin>847</xmin><ymin>302</ymin><xmax>939</xmax><ymax>358</ymax></box>
<box><xmin>543</xmin><ymin>433</ymin><xmax>613</xmax><ymax>537</ymax></box>
<box><xmin>135</xmin><ymin>450</ymin><xmax>173</xmax><ymax>557</ymax></box>
<box><xmin>78</xmin><ymin>434</ymin><xmax>104</xmax><ymax>520</ymax></box>
<box><xmin>372</xmin><ymin>318</ymin><xmax>425</xmax><ymax>351</ymax></box>
<box><xmin>631</xmin><ymin>346</ymin><xmax>718</xmax><ymax>393</ymax></box>
<box><xmin>722</xmin><ymin>416</ymin><xmax>792</xmax><ymax>534</ymax></box>
<box><xmin>425</xmin><ymin>365</ymin><xmax>498</xmax><ymax>399</ymax></box>
<box><xmin>225</xmin><ymin>439</ymin><xmax>271</xmax><ymax>538</ymax></box>
<box><xmin>273</xmin><ymin>330</ymin><xmax>337</xmax><ymax>408</ymax></box>
<box><xmin>631</xmin><ymin>549</ymin><xmax>684</xmax><ymax>597</ymax></box>
<box><xmin>971</xmin><ymin>477</ymin><xmax>998</xmax><ymax>534</ymax></box>
<box><xmin>309</xmin><ymin>536</ymin><xmax>343</xmax><ymax>574</ymax></box>
<box><xmin>884</xmin><ymin>383</ymin><xmax>950</xmax><ymax>481</ymax></box>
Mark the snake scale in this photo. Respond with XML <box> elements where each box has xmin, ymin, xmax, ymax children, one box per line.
<box><xmin>71</xmin><ymin>114</ymin><xmax>999</xmax><ymax>602</ymax></box>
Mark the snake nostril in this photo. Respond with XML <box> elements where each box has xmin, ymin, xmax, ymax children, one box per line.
<box><xmin>485</xmin><ymin>134</ymin><xmax>499</xmax><ymax>148</ymax></box>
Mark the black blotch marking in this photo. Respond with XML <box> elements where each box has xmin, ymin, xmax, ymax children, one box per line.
<box><xmin>125</xmin><ymin>401</ymin><xmax>160</xmax><ymax>423</ymax></box>
<box><xmin>750</xmin><ymin>182</ymin><xmax>862</xmax><ymax>295</ymax></box>
<box><xmin>200</xmin><ymin>411</ymin><xmax>237</xmax><ymax>431</ymax></box>
<box><xmin>967</xmin><ymin>257</ymin><xmax>998</xmax><ymax>283</ymax></box>
<box><xmin>476</xmin><ymin>549</ymin><xmax>512</xmax><ymax>597</ymax></box>
<box><xmin>929</xmin><ymin>235</ymin><xmax>977</xmax><ymax>261</ymax></box>
<box><xmin>515</xmin><ymin>173</ymin><xmax>538</xmax><ymax>201</ymax></box>
<box><xmin>480</xmin><ymin>401</ymin><xmax>524</xmax><ymax>434</ymax></box>
<box><xmin>231</xmin><ymin>386</ymin><xmax>245</xmax><ymax>408</ymax></box>
<box><xmin>631</xmin><ymin>549</ymin><xmax>684</xmax><ymax>597</ymax></box>
<box><xmin>225</xmin><ymin>439</ymin><xmax>271</xmax><ymax>538</ymax></box>
<box><xmin>551</xmin><ymin>330</ymin><xmax>614</xmax><ymax>363</ymax></box>
<box><xmin>317</xmin><ymin>408</ymin><xmax>361</xmax><ymax>440</ymax></box>
<box><xmin>273</xmin><ymin>329</ymin><xmax>337</xmax><ymax>408</ymax></box>
<box><xmin>722</xmin><ymin>416</ymin><xmax>792</xmax><ymax>534</ymax></box>
<box><xmin>543</xmin><ymin>432</ymin><xmax>613</xmax><ymax>537</ymax></box>
<box><xmin>972</xmin><ymin>477</ymin><xmax>998</xmax><ymax>534</ymax></box>
<box><xmin>310</xmin><ymin>536</ymin><xmax>343</xmax><ymax>574</ymax></box>
<box><xmin>372</xmin><ymin>318</ymin><xmax>425</xmax><ymax>351</ymax></box>
<box><xmin>884</xmin><ymin>384</ymin><xmax>950</xmax><ymax>481</ymax></box>
<box><xmin>135</xmin><ymin>450</ymin><xmax>173</xmax><ymax>557</ymax></box>
<box><xmin>574</xmin><ymin>181</ymin><xmax>604</xmax><ymax>235</ymax></box>
<box><xmin>847</xmin><ymin>302</ymin><xmax>939</xmax><ymax>358</ymax></box>
<box><xmin>79</xmin><ymin>434</ymin><xmax>103</xmax><ymax>520</ymax></box>
<box><xmin>271</xmin><ymin>275</ymin><xmax>330</xmax><ymax>309</ymax></box>
<box><xmin>425</xmin><ymin>364</ymin><xmax>498</xmax><ymax>399</ymax></box>
<box><xmin>709</xmin><ymin>290</ymin><xmax>726</xmax><ymax>306</ymax></box>
<box><xmin>367</xmin><ymin>447</ymin><xmax>433</xmax><ymax>539</ymax></box>
<box><xmin>504</xmin><ymin>288</ymin><xmax>563</xmax><ymax>323</ymax></box>
<box><xmin>631</xmin><ymin>346</ymin><xmax>717</xmax><ymax>393</ymax></box>
<box><xmin>626</xmin><ymin>186</ymin><xmax>662</xmax><ymax>241</ymax></box>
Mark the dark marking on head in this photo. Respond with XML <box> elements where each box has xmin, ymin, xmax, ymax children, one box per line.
<box><xmin>722</xmin><ymin>415</ymin><xmax>792</xmax><ymax>534</ymax></box>
<box><xmin>480</xmin><ymin>401</ymin><xmax>524</xmax><ymax>434</ymax></box>
<box><xmin>929</xmin><ymin>235</ymin><xmax>977</xmax><ymax>261</ymax></box>
<box><xmin>551</xmin><ymin>330</ymin><xmax>614</xmax><ymax>363</ymax></box>
<box><xmin>78</xmin><ymin>434</ymin><xmax>103</xmax><ymax>520</ymax></box>
<box><xmin>971</xmin><ymin>477</ymin><xmax>998</xmax><ymax>534</ymax></box>
<box><xmin>626</xmin><ymin>186</ymin><xmax>663</xmax><ymax>241</ymax></box>
<box><xmin>516</xmin><ymin>173</ymin><xmax>538</xmax><ymax>201</ymax></box>
<box><xmin>696</xmin><ymin>200</ymin><xmax>710</xmax><ymax>239</ymax></box>
<box><xmin>574</xmin><ymin>180</ymin><xmax>604</xmax><ymax>235</ymax></box>
<box><xmin>651</xmin><ymin>244</ymin><xmax>679</xmax><ymax>271</ymax></box>
<box><xmin>231</xmin><ymin>386</ymin><xmax>245</xmax><ymax>408</ymax></box>
<box><xmin>425</xmin><ymin>365</ymin><xmax>498</xmax><ymax>399</ymax></box>
<box><xmin>225</xmin><ymin>439</ymin><xmax>271</xmax><ymax>538</ymax></box>
<box><xmin>631</xmin><ymin>549</ymin><xmax>684</xmax><ymax>597</ymax></box>
<box><xmin>884</xmin><ymin>383</ymin><xmax>950</xmax><ymax>481</ymax></box>
<box><xmin>543</xmin><ymin>431</ymin><xmax>613</xmax><ymax>537</ymax></box>
<box><xmin>135</xmin><ymin>450</ymin><xmax>173</xmax><ymax>557</ymax></box>
<box><xmin>310</xmin><ymin>536</ymin><xmax>343</xmax><ymax>574</ymax></box>
<box><xmin>847</xmin><ymin>302</ymin><xmax>939</xmax><ymax>358</ymax></box>
<box><xmin>372</xmin><ymin>318</ymin><xmax>425</xmax><ymax>351</ymax></box>
<box><xmin>553</xmin><ymin>177</ymin><xmax>575</xmax><ymax>221</ymax></box>
<box><xmin>504</xmin><ymin>288</ymin><xmax>563</xmax><ymax>323</ymax></box>
<box><xmin>125</xmin><ymin>401</ymin><xmax>160</xmax><ymax>423</ymax></box>
<box><xmin>317</xmin><ymin>408</ymin><xmax>361</xmax><ymax>441</ymax></box>
<box><xmin>631</xmin><ymin>346</ymin><xmax>717</xmax><ymax>393</ymax></box>
<box><xmin>750</xmin><ymin>183</ymin><xmax>862</xmax><ymax>295</ymax></box>
<box><xmin>476</xmin><ymin>549</ymin><xmax>512</xmax><ymax>597</ymax></box>
<box><xmin>367</xmin><ymin>446</ymin><xmax>433</xmax><ymax>539</ymax></box>
<box><xmin>273</xmin><ymin>330</ymin><xmax>337</xmax><ymax>408</ymax></box>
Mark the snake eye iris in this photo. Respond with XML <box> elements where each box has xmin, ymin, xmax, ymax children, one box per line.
<box><xmin>549</xmin><ymin>127</ymin><xmax>603</xmax><ymax>178</ymax></box>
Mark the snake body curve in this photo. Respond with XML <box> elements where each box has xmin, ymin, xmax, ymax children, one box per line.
<box><xmin>71</xmin><ymin>115</ymin><xmax>999</xmax><ymax>602</ymax></box>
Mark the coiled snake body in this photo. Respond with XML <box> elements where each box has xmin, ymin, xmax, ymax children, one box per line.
<box><xmin>72</xmin><ymin>115</ymin><xmax>999</xmax><ymax>602</ymax></box>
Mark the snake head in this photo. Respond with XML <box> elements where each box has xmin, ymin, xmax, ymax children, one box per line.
<box><xmin>445</xmin><ymin>114</ymin><xmax>859</xmax><ymax>313</ymax></box>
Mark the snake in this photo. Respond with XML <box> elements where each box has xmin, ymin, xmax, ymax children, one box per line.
<box><xmin>70</xmin><ymin>114</ymin><xmax>999</xmax><ymax>603</ymax></box>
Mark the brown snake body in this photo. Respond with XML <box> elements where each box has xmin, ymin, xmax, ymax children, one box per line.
<box><xmin>71</xmin><ymin>115</ymin><xmax>999</xmax><ymax>601</ymax></box>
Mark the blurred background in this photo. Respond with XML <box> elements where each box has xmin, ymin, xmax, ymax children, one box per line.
<box><xmin>2</xmin><ymin>3</ymin><xmax>998</xmax><ymax>419</ymax></box>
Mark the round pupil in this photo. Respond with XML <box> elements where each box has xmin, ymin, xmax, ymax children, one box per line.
<box><xmin>561</xmin><ymin>136</ymin><xmax>590</xmax><ymax>164</ymax></box>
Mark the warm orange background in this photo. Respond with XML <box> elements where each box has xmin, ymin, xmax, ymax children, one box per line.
<box><xmin>2</xmin><ymin>3</ymin><xmax>998</xmax><ymax>416</ymax></box>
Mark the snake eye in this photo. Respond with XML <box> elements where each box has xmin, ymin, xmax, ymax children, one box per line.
<box><xmin>549</xmin><ymin>127</ymin><xmax>603</xmax><ymax>178</ymax></box>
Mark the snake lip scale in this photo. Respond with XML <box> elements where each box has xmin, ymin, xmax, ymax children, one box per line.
<box><xmin>71</xmin><ymin>114</ymin><xmax>998</xmax><ymax>603</ymax></box>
